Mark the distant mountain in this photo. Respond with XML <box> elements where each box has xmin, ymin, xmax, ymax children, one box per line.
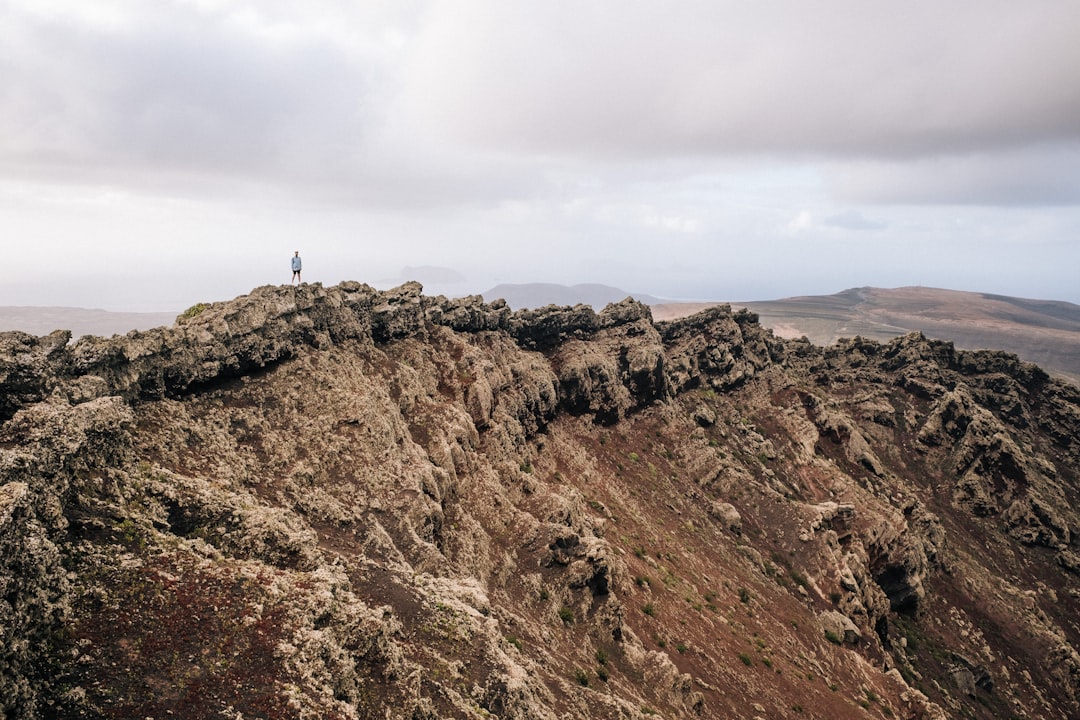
<box><xmin>482</xmin><ymin>282</ymin><xmax>665</xmax><ymax>309</ymax></box>
<box><xmin>653</xmin><ymin>286</ymin><xmax>1080</xmax><ymax>385</ymax></box>
<box><xmin>0</xmin><ymin>307</ymin><xmax>177</xmax><ymax>338</ymax></box>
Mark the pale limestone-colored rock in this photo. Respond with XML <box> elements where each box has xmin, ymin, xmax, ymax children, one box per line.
<box><xmin>708</xmin><ymin>501</ymin><xmax>742</xmax><ymax>533</ymax></box>
<box><xmin>820</xmin><ymin>609</ymin><xmax>862</xmax><ymax>645</ymax></box>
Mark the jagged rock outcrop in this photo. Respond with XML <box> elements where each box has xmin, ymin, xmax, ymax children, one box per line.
<box><xmin>1</xmin><ymin>281</ymin><xmax>1079</xmax><ymax>719</ymax></box>
<box><xmin>553</xmin><ymin>299</ymin><xmax>667</xmax><ymax>424</ymax></box>
<box><xmin>0</xmin><ymin>329</ymin><xmax>70</xmax><ymax>421</ymax></box>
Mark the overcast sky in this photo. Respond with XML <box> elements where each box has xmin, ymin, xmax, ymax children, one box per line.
<box><xmin>2</xmin><ymin>0</ymin><xmax>1079</xmax><ymax>311</ymax></box>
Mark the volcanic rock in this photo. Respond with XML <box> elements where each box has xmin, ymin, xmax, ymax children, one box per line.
<box><xmin>1</xmin><ymin>281</ymin><xmax>1078</xmax><ymax>719</ymax></box>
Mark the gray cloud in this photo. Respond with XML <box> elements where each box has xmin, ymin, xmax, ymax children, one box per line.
<box><xmin>5</xmin><ymin>1</ymin><xmax>1078</xmax><ymax>202</ymax></box>
<box><xmin>831</xmin><ymin>144</ymin><xmax>1080</xmax><ymax>206</ymax></box>
<box><xmin>401</xmin><ymin>2</ymin><xmax>1080</xmax><ymax>160</ymax></box>
<box><xmin>1</xmin><ymin>5</ymin><xmax>371</xmax><ymax>178</ymax></box>
<box><xmin>1</xmin><ymin>1</ymin><xmax>1078</xmax><ymax>311</ymax></box>
<box><xmin>0</xmin><ymin>1</ymin><xmax>564</xmax><ymax>212</ymax></box>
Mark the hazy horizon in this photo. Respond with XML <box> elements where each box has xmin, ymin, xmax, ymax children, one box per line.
<box><xmin>3</xmin><ymin>2</ymin><xmax>1079</xmax><ymax>311</ymax></box>
<box><xmin>5</xmin><ymin>281</ymin><xmax>1080</xmax><ymax>318</ymax></box>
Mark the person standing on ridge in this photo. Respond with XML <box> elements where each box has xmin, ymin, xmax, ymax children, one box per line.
<box><xmin>291</xmin><ymin>251</ymin><xmax>302</xmax><ymax>284</ymax></box>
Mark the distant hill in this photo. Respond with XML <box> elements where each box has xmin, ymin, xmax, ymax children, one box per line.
<box><xmin>482</xmin><ymin>282</ymin><xmax>665</xmax><ymax>309</ymax></box>
<box><xmin>653</xmin><ymin>286</ymin><xmax>1080</xmax><ymax>385</ymax></box>
<box><xmin>0</xmin><ymin>307</ymin><xmax>177</xmax><ymax>338</ymax></box>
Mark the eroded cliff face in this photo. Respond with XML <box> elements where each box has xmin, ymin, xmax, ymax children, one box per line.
<box><xmin>2</xmin><ymin>281</ymin><xmax>1080</xmax><ymax>720</ymax></box>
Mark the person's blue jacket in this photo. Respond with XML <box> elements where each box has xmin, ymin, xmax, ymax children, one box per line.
<box><xmin>292</xmin><ymin>255</ymin><xmax>302</xmax><ymax>271</ymax></box>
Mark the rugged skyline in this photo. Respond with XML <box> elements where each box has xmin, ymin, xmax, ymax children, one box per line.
<box><xmin>2</xmin><ymin>1</ymin><xmax>1079</xmax><ymax>310</ymax></box>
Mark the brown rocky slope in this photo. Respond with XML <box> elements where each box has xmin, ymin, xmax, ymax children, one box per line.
<box><xmin>1</xmin><ymin>281</ymin><xmax>1079</xmax><ymax>719</ymax></box>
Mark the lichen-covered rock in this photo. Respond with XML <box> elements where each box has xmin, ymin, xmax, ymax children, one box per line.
<box><xmin>0</xmin><ymin>394</ymin><xmax>133</xmax><ymax>719</ymax></box>
<box><xmin>0</xmin><ymin>481</ymin><xmax>68</xmax><ymax>720</ymax></box>
<box><xmin>808</xmin><ymin>398</ymin><xmax>886</xmax><ymax>476</ymax></box>
<box><xmin>820</xmin><ymin>609</ymin><xmax>862</xmax><ymax>645</ymax></box>
<box><xmin>0</xmin><ymin>281</ymin><xmax>1078</xmax><ymax>720</ymax></box>
<box><xmin>551</xmin><ymin>299</ymin><xmax>667</xmax><ymax>424</ymax></box>
<box><xmin>427</xmin><ymin>294</ymin><xmax>512</xmax><ymax>333</ymax></box>
<box><xmin>509</xmin><ymin>303</ymin><xmax>600</xmax><ymax>350</ymax></box>
<box><xmin>708</xmin><ymin>501</ymin><xmax>742</xmax><ymax>533</ymax></box>
<box><xmin>0</xmin><ymin>329</ymin><xmax>69</xmax><ymax>421</ymax></box>
<box><xmin>660</xmin><ymin>305</ymin><xmax>778</xmax><ymax>392</ymax></box>
<box><xmin>556</xmin><ymin>339</ymin><xmax>634</xmax><ymax>422</ymax></box>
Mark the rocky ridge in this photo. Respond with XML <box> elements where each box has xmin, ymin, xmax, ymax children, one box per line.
<box><xmin>1</xmin><ymin>280</ymin><xmax>1079</xmax><ymax>719</ymax></box>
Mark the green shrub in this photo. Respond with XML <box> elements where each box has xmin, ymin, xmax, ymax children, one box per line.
<box><xmin>178</xmin><ymin>302</ymin><xmax>209</xmax><ymax>322</ymax></box>
<box><xmin>558</xmin><ymin>606</ymin><xmax>574</xmax><ymax>624</ymax></box>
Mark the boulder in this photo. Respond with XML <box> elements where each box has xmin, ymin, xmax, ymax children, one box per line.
<box><xmin>820</xmin><ymin>610</ymin><xmax>862</xmax><ymax>645</ymax></box>
<box><xmin>708</xmin><ymin>501</ymin><xmax>742</xmax><ymax>533</ymax></box>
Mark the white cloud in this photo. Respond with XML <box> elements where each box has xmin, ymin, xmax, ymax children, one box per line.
<box><xmin>787</xmin><ymin>210</ymin><xmax>814</xmax><ymax>232</ymax></box>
